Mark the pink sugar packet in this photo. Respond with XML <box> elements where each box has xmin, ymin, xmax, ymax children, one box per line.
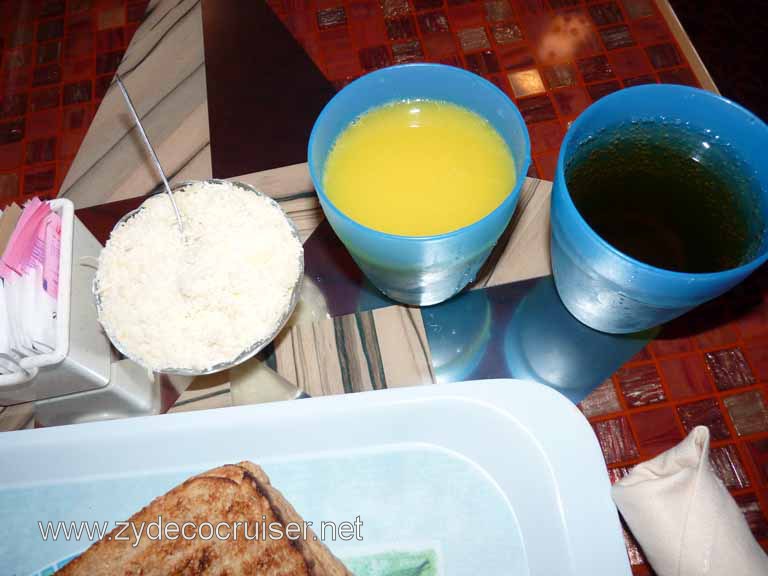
<box><xmin>0</xmin><ymin>198</ymin><xmax>51</xmax><ymax>278</ymax></box>
<box><xmin>41</xmin><ymin>212</ymin><xmax>61</xmax><ymax>298</ymax></box>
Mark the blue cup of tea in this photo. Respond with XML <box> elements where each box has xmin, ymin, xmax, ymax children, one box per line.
<box><xmin>308</xmin><ymin>64</ymin><xmax>530</xmax><ymax>306</ymax></box>
<box><xmin>551</xmin><ymin>84</ymin><xmax>768</xmax><ymax>333</ymax></box>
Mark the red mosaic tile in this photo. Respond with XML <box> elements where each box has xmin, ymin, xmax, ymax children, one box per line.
<box><xmin>657</xmin><ymin>67</ymin><xmax>697</xmax><ymax>87</ymax></box>
<box><xmin>579</xmin><ymin>378</ymin><xmax>622</xmax><ymax>418</ymax></box>
<box><xmin>0</xmin><ymin>93</ymin><xmax>29</xmax><ymax>118</ymax></box>
<box><xmin>498</xmin><ymin>43</ymin><xmax>535</xmax><ymax>70</ymax></box>
<box><xmin>66</xmin><ymin>11</ymin><xmax>94</xmax><ymax>36</ymax></box>
<box><xmin>534</xmin><ymin>149</ymin><xmax>557</xmax><ymax>180</ymax></box>
<box><xmin>319</xmin><ymin>29</ymin><xmax>360</xmax><ymax>79</ymax></box>
<box><xmin>0</xmin><ymin>174</ymin><xmax>20</xmax><ymax>204</ymax></box>
<box><xmin>607</xmin><ymin>465</ymin><xmax>633</xmax><ymax>484</ymax></box>
<box><xmin>464</xmin><ymin>50</ymin><xmax>501</xmax><ymax>75</ymax></box>
<box><xmin>413</xmin><ymin>0</ymin><xmax>443</xmax><ymax>11</ymax></box>
<box><xmin>447</xmin><ymin>2</ymin><xmax>486</xmax><ymax>29</ymax></box>
<box><xmin>484</xmin><ymin>0</ymin><xmax>514</xmax><ymax>22</ymax></box>
<box><xmin>422</xmin><ymin>33</ymin><xmax>457</xmax><ymax>58</ymax></box>
<box><xmin>598</xmin><ymin>24</ymin><xmax>635</xmax><ymax>50</ymax></box>
<box><xmin>1</xmin><ymin>0</ymin><xmax>147</xmax><ymax>209</ymax></box>
<box><xmin>26</xmin><ymin>137</ymin><xmax>56</xmax><ymax>163</ymax></box>
<box><xmin>63</xmin><ymin>32</ymin><xmax>94</xmax><ymax>62</ymax></box>
<box><xmin>95</xmin><ymin>27</ymin><xmax>124</xmax><ymax>51</ymax></box>
<box><xmin>710</xmin><ymin>444</ymin><xmax>751</xmax><ymax>490</ymax></box>
<box><xmin>0</xmin><ymin>118</ymin><xmax>25</xmax><ymax>143</ymax></box>
<box><xmin>0</xmin><ymin>141</ymin><xmax>24</xmax><ymax>170</ymax></box>
<box><xmin>676</xmin><ymin>398</ymin><xmax>731</xmax><ymax>440</ymax></box>
<box><xmin>631</xmin><ymin>407</ymin><xmax>683</xmax><ymax>457</ymax></box>
<box><xmin>616</xmin><ymin>363</ymin><xmax>666</xmax><ymax>407</ymax></box>
<box><xmin>40</xmin><ymin>0</ymin><xmax>66</xmax><ymax>18</ymax></box>
<box><xmin>456</xmin><ymin>26</ymin><xmax>491</xmax><ymax>52</ymax></box>
<box><xmin>36</xmin><ymin>40</ymin><xmax>62</xmax><ymax>64</ymax></box>
<box><xmin>358</xmin><ymin>45</ymin><xmax>391</xmax><ymax>70</ymax></box>
<box><xmin>62</xmin><ymin>79</ymin><xmax>92</xmax><ymax>104</ymax></box>
<box><xmin>645</xmin><ymin>42</ymin><xmax>681</xmax><ymax>69</ymax></box>
<box><xmin>26</xmin><ymin>108</ymin><xmax>60</xmax><ymax>138</ymax></box>
<box><xmin>32</xmin><ymin>63</ymin><xmax>62</xmax><ymax>86</ymax></box>
<box><xmin>744</xmin><ymin>339</ymin><xmax>768</xmax><ymax>383</ymax></box>
<box><xmin>94</xmin><ymin>74</ymin><xmax>112</xmax><ymax>99</ymax></box>
<box><xmin>317</xmin><ymin>6</ymin><xmax>347</xmax><ymax>29</ymax></box>
<box><xmin>623</xmin><ymin>73</ymin><xmax>656</xmax><ymax>87</ymax></box>
<box><xmin>705</xmin><ymin>348</ymin><xmax>756</xmax><ymax>391</ymax></box>
<box><xmin>385</xmin><ymin>16</ymin><xmax>417</xmax><ymax>40</ymax></box>
<box><xmin>127</xmin><ymin>2</ymin><xmax>146</xmax><ymax>22</ymax></box>
<box><xmin>382</xmin><ymin>0</ymin><xmax>411</xmax><ymax>19</ymax></box>
<box><xmin>391</xmin><ymin>39</ymin><xmax>424</xmax><ymax>63</ymax></box>
<box><xmin>541</xmin><ymin>63</ymin><xmax>577</xmax><ymax>89</ymax></box>
<box><xmin>747</xmin><ymin>437</ymin><xmax>768</xmax><ymax>486</ymax></box>
<box><xmin>528</xmin><ymin>119</ymin><xmax>563</xmax><ymax>153</ymax></box>
<box><xmin>577</xmin><ymin>54</ymin><xmax>614</xmax><ymax>83</ymax></box>
<box><xmin>607</xmin><ymin>47</ymin><xmax>651</xmax><ymax>78</ymax></box>
<box><xmin>735</xmin><ymin>493</ymin><xmax>768</xmax><ymax>540</ymax></box>
<box><xmin>417</xmin><ymin>11</ymin><xmax>450</xmax><ymax>35</ymax></box>
<box><xmin>59</xmin><ymin>130</ymin><xmax>85</xmax><ymax>159</ymax></box>
<box><xmin>621</xmin><ymin>0</ymin><xmax>654</xmax><ymax>19</ymax></box>
<box><xmin>588</xmin><ymin>2</ymin><xmax>624</xmax><ymax>26</ymax></box>
<box><xmin>620</xmin><ymin>521</ymin><xmax>649</xmax><ymax>568</ymax></box>
<box><xmin>97</xmin><ymin>2</ymin><xmax>126</xmax><ymax>30</ymax></box>
<box><xmin>724</xmin><ymin>391</ymin><xmax>768</xmax><ymax>437</ymax></box>
<box><xmin>61</xmin><ymin>104</ymin><xmax>91</xmax><ymax>131</ymax></box>
<box><xmin>9</xmin><ymin>23</ymin><xmax>34</xmax><ymax>48</ymax></box>
<box><xmin>631</xmin><ymin>18</ymin><xmax>670</xmax><ymax>45</ymax></box>
<box><xmin>551</xmin><ymin>85</ymin><xmax>590</xmax><ymax>117</ymax></box>
<box><xmin>95</xmin><ymin>50</ymin><xmax>123</xmax><ymax>75</ymax></box>
<box><xmin>36</xmin><ymin>19</ymin><xmax>65</xmax><ymax>43</ymax></box>
<box><xmin>592</xmin><ymin>416</ymin><xmax>639</xmax><ymax>464</ymax></box>
<box><xmin>658</xmin><ymin>354</ymin><xmax>714</xmax><ymax>399</ymax></box>
<box><xmin>5</xmin><ymin>46</ymin><xmax>34</xmax><ymax>69</ymax></box>
<box><xmin>516</xmin><ymin>93</ymin><xmax>557</xmax><ymax>123</ymax></box>
<box><xmin>490</xmin><ymin>22</ymin><xmax>523</xmax><ymax>44</ymax></box>
<box><xmin>61</xmin><ymin>57</ymin><xmax>94</xmax><ymax>80</ymax></box>
<box><xmin>23</xmin><ymin>166</ymin><xmax>56</xmax><ymax>194</ymax></box>
<box><xmin>586</xmin><ymin>80</ymin><xmax>620</xmax><ymax>101</ymax></box>
<box><xmin>508</xmin><ymin>67</ymin><xmax>545</xmax><ymax>96</ymax></box>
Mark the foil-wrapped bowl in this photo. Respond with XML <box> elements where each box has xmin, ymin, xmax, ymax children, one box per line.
<box><xmin>92</xmin><ymin>179</ymin><xmax>304</xmax><ymax>376</ymax></box>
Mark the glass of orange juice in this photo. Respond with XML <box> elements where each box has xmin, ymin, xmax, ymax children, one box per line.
<box><xmin>308</xmin><ymin>64</ymin><xmax>530</xmax><ymax>306</ymax></box>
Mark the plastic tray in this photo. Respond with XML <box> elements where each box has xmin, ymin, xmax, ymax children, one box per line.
<box><xmin>0</xmin><ymin>379</ymin><xmax>630</xmax><ymax>575</ymax></box>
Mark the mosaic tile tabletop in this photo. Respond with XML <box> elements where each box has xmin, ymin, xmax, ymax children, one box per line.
<box><xmin>0</xmin><ymin>0</ymin><xmax>149</xmax><ymax>206</ymax></box>
<box><xmin>267</xmin><ymin>0</ymin><xmax>700</xmax><ymax>183</ymax></box>
<box><xmin>1</xmin><ymin>1</ymin><xmax>767</xmax><ymax>574</ymax></box>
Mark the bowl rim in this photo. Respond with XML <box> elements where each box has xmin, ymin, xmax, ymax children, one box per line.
<box><xmin>92</xmin><ymin>178</ymin><xmax>305</xmax><ymax>376</ymax></box>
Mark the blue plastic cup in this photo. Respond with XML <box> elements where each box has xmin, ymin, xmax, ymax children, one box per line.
<box><xmin>308</xmin><ymin>64</ymin><xmax>530</xmax><ymax>306</ymax></box>
<box><xmin>551</xmin><ymin>84</ymin><xmax>768</xmax><ymax>334</ymax></box>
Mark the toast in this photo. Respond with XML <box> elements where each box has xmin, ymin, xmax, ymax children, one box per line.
<box><xmin>56</xmin><ymin>462</ymin><xmax>353</xmax><ymax>575</ymax></box>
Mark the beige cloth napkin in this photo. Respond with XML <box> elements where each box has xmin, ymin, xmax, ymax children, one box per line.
<box><xmin>612</xmin><ymin>426</ymin><xmax>768</xmax><ymax>576</ymax></box>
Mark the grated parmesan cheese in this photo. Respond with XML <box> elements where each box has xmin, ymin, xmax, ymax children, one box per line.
<box><xmin>95</xmin><ymin>181</ymin><xmax>303</xmax><ymax>372</ymax></box>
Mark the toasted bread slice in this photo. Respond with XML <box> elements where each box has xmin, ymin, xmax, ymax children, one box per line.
<box><xmin>57</xmin><ymin>462</ymin><xmax>352</xmax><ymax>575</ymax></box>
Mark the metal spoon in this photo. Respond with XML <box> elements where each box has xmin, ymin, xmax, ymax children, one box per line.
<box><xmin>115</xmin><ymin>74</ymin><xmax>184</xmax><ymax>236</ymax></box>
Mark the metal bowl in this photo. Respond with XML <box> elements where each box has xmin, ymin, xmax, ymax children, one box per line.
<box><xmin>93</xmin><ymin>179</ymin><xmax>304</xmax><ymax>376</ymax></box>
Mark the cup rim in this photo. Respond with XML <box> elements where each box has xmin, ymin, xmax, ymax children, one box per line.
<box><xmin>307</xmin><ymin>63</ymin><xmax>532</xmax><ymax>242</ymax></box>
<box><xmin>556</xmin><ymin>83</ymin><xmax>768</xmax><ymax>280</ymax></box>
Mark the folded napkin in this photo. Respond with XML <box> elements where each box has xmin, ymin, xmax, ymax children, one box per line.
<box><xmin>612</xmin><ymin>426</ymin><xmax>768</xmax><ymax>576</ymax></box>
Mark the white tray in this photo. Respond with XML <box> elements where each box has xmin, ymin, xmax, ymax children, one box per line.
<box><xmin>0</xmin><ymin>379</ymin><xmax>630</xmax><ymax>575</ymax></box>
